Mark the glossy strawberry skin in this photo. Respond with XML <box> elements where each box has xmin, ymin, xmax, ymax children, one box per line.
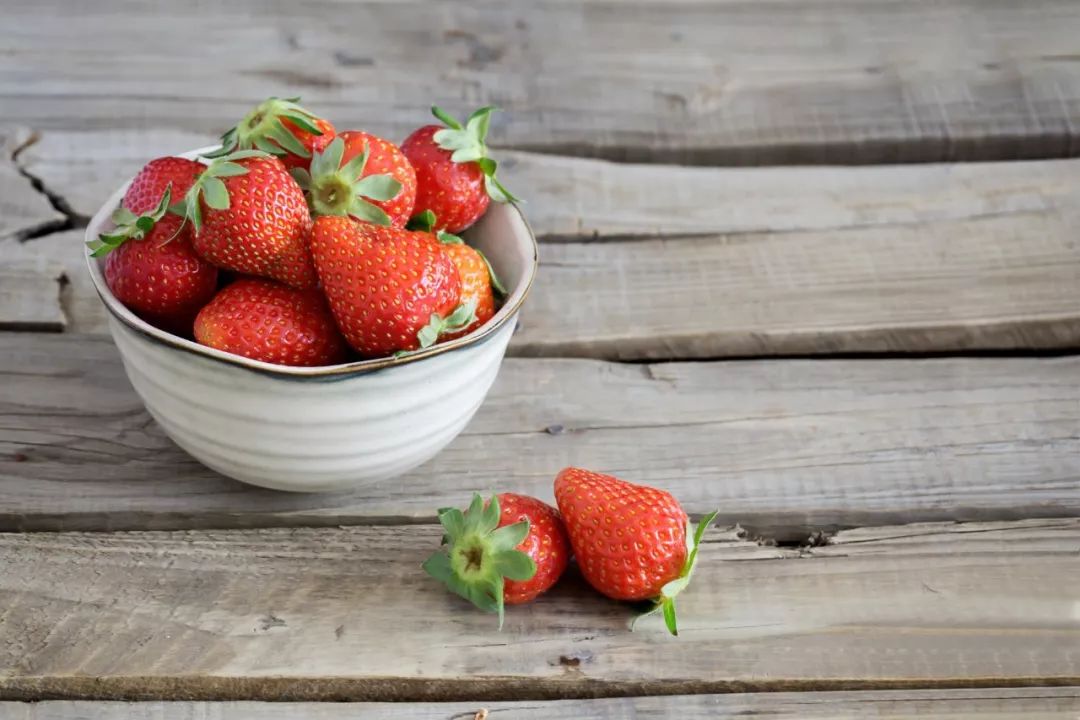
<box><xmin>279</xmin><ymin>116</ymin><xmax>336</xmax><ymax>171</ymax></box>
<box><xmin>337</xmin><ymin>130</ymin><xmax>417</xmax><ymax>227</ymax></box>
<box><xmin>310</xmin><ymin>216</ymin><xmax>461</xmax><ymax>357</ymax></box>
<box><xmin>194</xmin><ymin>277</ymin><xmax>347</xmax><ymax>367</ymax></box>
<box><xmin>104</xmin><ymin>214</ymin><xmax>218</xmax><ymax>334</ymax></box>
<box><xmin>122</xmin><ymin>157</ymin><xmax>204</xmax><ymax>215</ymax></box>
<box><xmin>554</xmin><ymin>468</ymin><xmax>689</xmax><ymax>602</ymax></box>
<box><xmin>441</xmin><ymin>243</ymin><xmax>495</xmax><ymax>340</ymax></box>
<box><xmin>497</xmin><ymin>493</ymin><xmax>571</xmax><ymax>605</ymax></box>
<box><xmin>193</xmin><ymin>156</ymin><xmax>317</xmax><ymax>289</ymax></box>
<box><xmin>401</xmin><ymin>125</ymin><xmax>489</xmax><ymax>233</ymax></box>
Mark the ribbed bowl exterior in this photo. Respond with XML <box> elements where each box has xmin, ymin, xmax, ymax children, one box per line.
<box><xmin>108</xmin><ymin>314</ymin><xmax>516</xmax><ymax>492</ymax></box>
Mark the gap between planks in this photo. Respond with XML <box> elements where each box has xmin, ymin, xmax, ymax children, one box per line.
<box><xmin>6</xmin><ymin>689</ymin><xmax>1080</xmax><ymax>719</ymax></box>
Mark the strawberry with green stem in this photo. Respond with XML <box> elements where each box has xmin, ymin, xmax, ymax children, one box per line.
<box><xmin>203</xmin><ymin>96</ymin><xmax>335</xmax><ymax>171</ymax></box>
<box><xmin>89</xmin><ymin>186</ymin><xmax>218</xmax><ymax>332</ymax></box>
<box><xmin>175</xmin><ymin>149</ymin><xmax>318</xmax><ymax>288</ymax></box>
<box><xmin>402</xmin><ymin>106</ymin><xmax>518</xmax><ymax>234</ymax></box>
<box><xmin>291</xmin><ymin>136</ymin><xmax>405</xmax><ymax>227</ymax></box>
<box><xmin>554</xmin><ymin>467</ymin><xmax>719</xmax><ymax>636</ymax></box>
<box><xmin>423</xmin><ymin>493</ymin><xmax>569</xmax><ymax>628</ymax></box>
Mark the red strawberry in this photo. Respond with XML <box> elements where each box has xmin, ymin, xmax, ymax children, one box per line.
<box><xmin>204</xmin><ymin>96</ymin><xmax>335</xmax><ymax>171</ymax></box>
<box><xmin>194</xmin><ymin>277</ymin><xmax>347</xmax><ymax>367</ymax></box>
<box><xmin>423</xmin><ymin>493</ymin><xmax>570</xmax><ymax>626</ymax></box>
<box><xmin>122</xmin><ymin>156</ymin><xmax>204</xmax><ymax>215</ymax></box>
<box><xmin>554</xmin><ymin>468</ymin><xmax>718</xmax><ymax>636</ymax></box>
<box><xmin>177</xmin><ymin>151</ymin><xmax>317</xmax><ymax>288</ymax></box>
<box><xmin>90</xmin><ymin>187</ymin><xmax>217</xmax><ymax>334</ymax></box>
<box><xmin>401</xmin><ymin>106</ymin><xmax>517</xmax><ymax>233</ymax></box>
<box><xmin>294</xmin><ymin>133</ymin><xmax>416</xmax><ymax>228</ymax></box>
<box><xmin>309</xmin><ymin>216</ymin><xmax>474</xmax><ymax>357</ymax></box>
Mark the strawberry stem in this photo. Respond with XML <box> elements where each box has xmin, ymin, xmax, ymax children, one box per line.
<box><xmin>430</xmin><ymin>106</ymin><xmax>519</xmax><ymax>204</ymax></box>
<box><xmin>631</xmin><ymin>509</ymin><xmax>720</xmax><ymax>636</ymax></box>
<box><xmin>203</xmin><ymin>96</ymin><xmax>327</xmax><ymax>160</ymax></box>
<box><xmin>87</xmin><ymin>185</ymin><xmax>173</xmax><ymax>257</ymax></box>
<box><xmin>422</xmin><ymin>494</ymin><xmax>536</xmax><ymax>629</ymax></box>
<box><xmin>304</xmin><ymin>137</ymin><xmax>401</xmax><ymax>226</ymax></box>
<box><xmin>417</xmin><ymin>298</ymin><xmax>479</xmax><ymax>348</ymax></box>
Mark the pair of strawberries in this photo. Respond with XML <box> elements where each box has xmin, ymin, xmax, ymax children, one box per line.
<box><xmin>424</xmin><ymin>469</ymin><xmax>718</xmax><ymax>636</ymax></box>
<box><xmin>93</xmin><ymin>97</ymin><xmax>515</xmax><ymax>365</ymax></box>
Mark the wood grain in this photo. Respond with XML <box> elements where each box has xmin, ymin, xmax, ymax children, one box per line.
<box><xmin>8</xmin><ymin>689</ymin><xmax>1080</xmax><ymax>719</ymax></box>
<box><xmin>0</xmin><ymin>128</ymin><xmax>63</xmax><ymax>241</ymax></box>
<box><xmin>16</xmin><ymin>128</ymin><xmax>1080</xmax><ymax>240</ymax></box>
<box><xmin>1</xmin><ymin>519</ymin><xmax>1077</xmax><ymax>701</ymax></box>
<box><xmin>0</xmin><ymin>263</ymin><xmax>65</xmax><ymax>332</ymax></box>
<box><xmin>1</xmin><ymin>231</ymin><xmax>107</xmax><ymax>334</ymax></box>
<box><xmin>2</xmin><ymin>333</ymin><xmax>1078</xmax><ymax>536</ymax></box>
<box><xmin>4</xmin><ymin>0</ymin><xmax>1080</xmax><ymax>164</ymax></box>
<box><xmin>517</xmin><ymin>203</ymin><xmax>1080</xmax><ymax>359</ymax></box>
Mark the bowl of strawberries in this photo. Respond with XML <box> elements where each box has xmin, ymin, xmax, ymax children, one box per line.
<box><xmin>84</xmin><ymin>98</ymin><xmax>537</xmax><ymax>492</ymax></box>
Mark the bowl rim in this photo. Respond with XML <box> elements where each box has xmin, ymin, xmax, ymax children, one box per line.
<box><xmin>85</xmin><ymin>146</ymin><xmax>539</xmax><ymax>378</ymax></box>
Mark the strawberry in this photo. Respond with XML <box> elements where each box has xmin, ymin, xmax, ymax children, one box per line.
<box><xmin>407</xmin><ymin>210</ymin><xmax>505</xmax><ymax>340</ymax></box>
<box><xmin>176</xmin><ymin>150</ymin><xmax>317</xmax><ymax>289</ymax></box>
<box><xmin>293</xmin><ymin>133</ymin><xmax>415</xmax><ymax>228</ymax></box>
<box><xmin>89</xmin><ymin>187</ymin><xmax>217</xmax><ymax>334</ymax></box>
<box><xmin>309</xmin><ymin>216</ymin><xmax>475</xmax><ymax>357</ymax></box>
<box><xmin>554</xmin><ymin>468</ymin><xmax>718</xmax><ymax>636</ymax></box>
<box><xmin>122</xmin><ymin>156</ymin><xmax>204</xmax><ymax>215</ymax></box>
<box><xmin>194</xmin><ymin>277</ymin><xmax>347</xmax><ymax>367</ymax></box>
<box><xmin>423</xmin><ymin>493</ymin><xmax>570</xmax><ymax>626</ymax></box>
<box><xmin>204</xmin><ymin>96</ymin><xmax>335</xmax><ymax>171</ymax></box>
<box><xmin>401</xmin><ymin>106</ymin><xmax>517</xmax><ymax>234</ymax></box>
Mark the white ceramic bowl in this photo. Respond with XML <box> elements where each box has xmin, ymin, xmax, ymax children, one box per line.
<box><xmin>85</xmin><ymin>147</ymin><xmax>538</xmax><ymax>492</ymax></box>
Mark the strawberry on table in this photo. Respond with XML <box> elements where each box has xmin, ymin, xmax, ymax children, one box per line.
<box><xmin>89</xmin><ymin>186</ymin><xmax>217</xmax><ymax>335</ymax></box>
<box><xmin>309</xmin><ymin>216</ymin><xmax>475</xmax><ymax>357</ymax></box>
<box><xmin>122</xmin><ymin>156</ymin><xmax>205</xmax><ymax>215</ymax></box>
<box><xmin>194</xmin><ymin>277</ymin><xmax>347</xmax><ymax>367</ymax></box>
<box><xmin>293</xmin><ymin>133</ymin><xmax>416</xmax><ymax>228</ymax></box>
<box><xmin>423</xmin><ymin>493</ymin><xmax>570</xmax><ymax>626</ymax></box>
<box><xmin>175</xmin><ymin>150</ymin><xmax>318</xmax><ymax>289</ymax></box>
<box><xmin>401</xmin><ymin>106</ymin><xmax>518</xmax><ymax>234</ymax></box>
<box><xmin>554</xmin><ymin>468</ymin><xmax>718</xmax><ymax>636</ymax></box>
<box><xmin>204</xmin><ymin>96</ymin><xmax>335</xmax><ymax>171</ymax></box>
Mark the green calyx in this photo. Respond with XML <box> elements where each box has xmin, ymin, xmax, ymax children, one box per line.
<box><xmin>87</xmin><ymin>185</ymin><xmax>174</xmax><ymax>257</ymax></box>
<box><xmin>407</xmin><ymin>210</ymin><xmax>507</xmax><ymax>297</ymax></box>
<box><xmin>294</xmin><ymin>136</ymin><xmax>402</xmax><ymax>226</ymax></box>
<box><xmin>173</xmin><ymin>149</ymin><xmax>268</xmax><ymax>233</ymax></box>
<box><xmin>422</xmin><ymin>493</ymin><xmax>536</xmax><ymax>629</ymax></box>
<box><xmin>632</xmin><ymin>509</ymin><xmax>720</xmax><ymax>636</ymax></box>
<box><xmin>417</xmin><ymin>298</ymin><xmax>478</xmax><ymax>348</ymax></box>
<box><xmin>430</xmin><ymin>106</ymin><xmax>519</xmax><ymax>204</ymax></box>
<box><xmin>203</xmin><ymin>96</ymin><xmax>327</xmax><ymax>160</ymax></box>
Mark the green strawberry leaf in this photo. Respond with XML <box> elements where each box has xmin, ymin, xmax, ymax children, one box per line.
<box><xmin>346</xmin><ymin>197</ymin><xmax>392</xmax><ymax>226</ymax></box>
<box><xmin>431</xmin><ymin>105</ymin><xmax>464</xmax><ymax>130</ymax></box>
<box><xmin>201</xmin><ymin>177</ymin><xmax>230</xmax><ymax>210</ymax></box>
<box><xmin>89</xmin><ymin>185</ymin><xmax>175</xmax><ymax>256</ymax></box>
<box><xmin>476</xmin><ymin>248</ymin><xmax>507</xmax><ymax>297</ymax></box>
<box><xmin>407</xmin><ymin>209</ymin><xmax>438</xmax><ymax>232</ymax></box>
<box><xmin>436</xmin><ymin>230</ymin><xmax>464</xmax><ymax>245</ymax></box>
<box><xmin>283</xmin><ymin>112</ymin><xmax>324</xmax><ymax>135</ymax></box>
<box><xmin>422</xmin><ymin>493</ymin><xmax>536</xmax><ymax>630</ymax></box>
<box><xmin>207</xmin><ymin>161</ymin><xmax>249</xmax><ymax>178</ymax></box>
<box><xmin>355</xmin><ymin>174</ymin><xmax>403</xmax><ymax>202</ymax></box>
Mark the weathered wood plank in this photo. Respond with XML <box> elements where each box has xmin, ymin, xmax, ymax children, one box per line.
<box><xmin>17</xmin><ymin>129</ymin><xmax>1080</xmax><ymax>240</ymax></box>
<box><xmin>1</xmin><ymin>232</ymin><xmax>107</xmax><ymax>334</ymax></box>
<box><xmin>0</xmin><ymin>128</ymin><xmax>64</xmax><ymax>241</ymax></box>
<box><xmin>4</xmin><ymin>0</ymin><xmax>1080</xmax><ymax>163</ymax></box>
<box><xmin>518</xmin><ymin>204</ymin><xmax>1080</xmax><ymax>359</ymax></box>
<box><xmin>0</xmin><ymin>262</ymin><xmax>65</xmax><ymax>331</ymax></box>
<box><xmin>9</xmin><ymin>689</ymin><xmax>1080</xmax><ymax>719</ymax></box>
<box><xmin>1</xmin><ymin>519</ymin><xmax>1077</xmax><ymax>701</ymax></box>
<box><xmin>2</xmin><ymin>333</ymin><xmax>1078</xmax><ymax>536</ymax></box>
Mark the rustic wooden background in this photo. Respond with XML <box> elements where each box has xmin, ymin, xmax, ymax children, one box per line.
<box><xmin>2</xmin><ymin>0</ymin><xmax>1080</xmax><ymax>717</ymax></box>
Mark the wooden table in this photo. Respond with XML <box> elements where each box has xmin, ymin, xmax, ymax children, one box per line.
<box><xmin>3</xmin><ymin>1</ymin><xmax>1080</xmax><ymax>717</ymax></box>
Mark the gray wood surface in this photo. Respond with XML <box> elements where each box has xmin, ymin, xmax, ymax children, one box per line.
<box><xmin>0</xmin><ymin>231</ymin><xmax>104</xmax><ymax>334</ymax></box>
<box><xmin>3</xmin><ymin>333</ymin><xmax>1078</xmax><ymax>537</ymax></box>
<box><xmin>4</xmin><ymin>1</ymin><xmax>1080</xmax><ymax>164</ymax></box>
<box><xmin>8</xmin><ymin>689</ymin><xmax>1080</xmax><ymax>719</ymax></box>
<box><xmin>1</xmin><ymin>519</ymin><xmax>1077</xmax><ymax>700</ymax></box>
<box><xmin>0</xmin><ymin>128</ymin><xmax>63</xmax><ymax>241</ymax></box>
<box><xmin>0</xmin><ymin>263</ymin><xmax>65</xmax><ymax>332</ymax></box>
